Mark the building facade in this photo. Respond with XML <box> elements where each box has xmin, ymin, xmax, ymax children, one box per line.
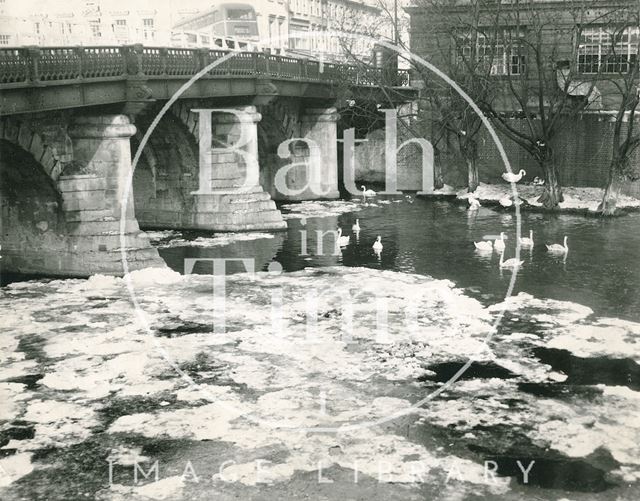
<box><xmin>405</xmin><ymin>0</ymin><xmax>639</xmax><ymax>193</ymax></box>
<box><xmin>0</xmin><ymin>0</ymin><xmax>397</xmax><ymax>62</ymax></box>
<box><xmin>0</xmin><ymin>0</ymin><xmax>176</xmax><ymax>46</ymax></box>
<box><xmin>406</xmin><ymin>0</ymin><xmax>639</xmax><ymax>111</ymax></box>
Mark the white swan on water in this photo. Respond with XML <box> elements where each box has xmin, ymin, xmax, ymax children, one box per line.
<box><xmin>499</xmin><ymin>251</ymin><xmax>524</xmax><ymax>269</ymax></box>
<box><xmin>468</xmin><ymin>196</ymin><xmax>481</xmax><ymax>210</ymax></box>
<box><xmin>546</xmin><ymin>236</ymin><xmax>568</xmax><ymax>253</ymax></box>
<box><xmin>502</xmin><ymin>169</ymin><xmax>526</xmax><ymax>183</ymax></box>
<box><xmin>494</xmin><ymin>232</ymin><xmax>506</xmax><ymax>251</ymax></box>
<box><xmin>336</xmin><ymin>228</ymin><xmax>350</xmax><ymax>247</ymax></box>
<box><xmin>474</xmin><ymin>240</ymin><xmax>493</xmax><ymax>251</ymax></box>
<box><xmin>519</xmin><ymin>230</ymin><xmax>534</xmax><ymax>247</ymax></box>
<box><xmin>352</xmin><ymin>219</ymin><xmax>361</xmax><ymax>231</ymax></box>
<box><xmin>361</xmin><ymin>185</ymin><xmax>377</xmax><ymax>200</ymax></box>
<box><xmin>372</xmin><ymin>236</ymin><xmax>383</xmax><ymax>252</ymax></box>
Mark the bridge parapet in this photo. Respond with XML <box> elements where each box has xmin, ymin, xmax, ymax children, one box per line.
<box><xmin>0</xmin><ymin>45</ymin><xmax>411</xmax><ymax>88</ymax></box>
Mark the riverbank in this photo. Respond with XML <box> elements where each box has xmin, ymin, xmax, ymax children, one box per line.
<box><xmin>453</xmin><ymin>183</ymin><xmax>640</xmax><ymax>215</ymax></box>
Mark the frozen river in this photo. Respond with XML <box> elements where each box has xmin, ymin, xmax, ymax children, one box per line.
<box><xmin>1</xmin><ymin>196</ymin><xmax>639</xmax><ymax>500</ymax></box>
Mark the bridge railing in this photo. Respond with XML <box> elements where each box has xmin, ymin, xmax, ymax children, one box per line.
<box><xmin>0</xmin><ymin>45</ymin><xmax>411</xmax><ymax>88</ymax></box>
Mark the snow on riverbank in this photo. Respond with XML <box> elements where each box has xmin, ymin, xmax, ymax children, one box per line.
<box><xmin>456</xmin><ymin>183</ymin><xmax>640</xmax><ymax>213</ymax></box>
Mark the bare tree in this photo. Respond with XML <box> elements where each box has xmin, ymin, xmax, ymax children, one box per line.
<box><xmin>594</xmin><ymin>7</ymin><xmax>640</xmax><ymax>214</ymax></box>
<box><xmin>412</xmin><ymin>0</ymin><xmax>506</xmax><ymax>192</ymax></box>
<box><xmin>465</xmin><ymin>0</ymin><xmax>612</xmax><ymax>208</ymax></box>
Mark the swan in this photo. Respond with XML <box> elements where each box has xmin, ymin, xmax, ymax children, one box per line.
<box><xmin>519</xmin><ymin>230</ymin><xmax>534</xmax><ymax>247</ymax></box>
<box><xmin>502</xmin><ymin>169</ymin><xmax>526</xmax><ymax>183</ymax></box>
<box><xmin>361</xmin><ymin>185</ymin><xmax>377</xmax><ymax>200</ymax></box>
<box><xmin>352</xmin><ymin>219</ymin><xmax>361</xmax><ymax>231</ymax></box>
<box><xmin>499</xmin><ymin>196</ymin><xmax>513</xmax><ymax>207</ymax></box>
<box><xmin>499</xmin><ymin>251</ymin><xmax>524</xmax><ymax>269</ymax></box>
<box><xmin>546</xmin><ymin>236</ymin><xmax>568</xmax><ymax>253</ymax></box>
<box><xmin>468</xmin><ymin>197</ymin><xmax>481</xmax><ymax>210</ymax></box>
<box><xmin>336</xmin><ymin>228</ymin><xmax>350</xmax><ymax>247</ymax></box>
<box><xmin>372</xmin><ymin>236</ymin><xmax>383</xmax><ymax>252</ymax></box>
<box><xmin>494</xmin><ymin>232</ymin><xmax>506</xmax><ymax>251</ymax></box>
<box><xmin>474</xmin><ymin>240</ymin><xmax>493</xmax><ymax>251</ymax></box>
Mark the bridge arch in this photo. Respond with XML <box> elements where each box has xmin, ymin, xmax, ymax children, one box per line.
<box><xmin>131</xmin><ymin>109</ymin><xmax>200</xmax><ymax>229</ymax></box>
<box><xmin>0</xmin><ymin>136</ymin><xmax>70</xmax><ymax>276</ymax></box>
<box><xmin>257</xmin><ymin>100</ymin><xmax>305</xmax><ymax>199</ymax></box>
<box><xmin>0</xmin><ymin>117</ymin><xmax>67</xmax><ymax>184</ymax></box>
<box><xmin>1</xmin><ymin>114</ymin><xmax>163</xmax><ymax>277</ymax></box>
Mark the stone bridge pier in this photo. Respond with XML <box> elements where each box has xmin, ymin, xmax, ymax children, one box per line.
<box><xmin>133</xmin><ymin>100</ymin><xmax>341</xmax><ymax>232</ymax></box>
<box><xmin>0</xmin><ymin>113</ymin><xmax>163</xmax><ymax>277</ymax></box>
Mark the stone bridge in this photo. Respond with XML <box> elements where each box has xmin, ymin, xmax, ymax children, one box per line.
<box><xmin>0</xmin><ymin>45</ymin><xmax>416</xmax><ymax>277</ymax></box>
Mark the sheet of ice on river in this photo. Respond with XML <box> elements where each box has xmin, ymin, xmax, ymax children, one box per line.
<box><xmin>0</xmin><ymin>266</ymin><xmax>502</xmax><ymax>494</ymax></box>
<box><xmin>144</xmin><ymin>230</ymin><xmax>276</xmax><ymax>248</ymax></box>
<box><xmin>279</xmin><ymin>199</ymin><xmax>404</xmax><ymax>219</ymax></box>
<box><xmin>1</xmin><ymin>268</ymin><xmax>640</xmax><ymax>494</ymax></box>
<box><xmin>418</xmin><ymin>292</ymin><xmax>640</xmax><ymax>483</ymax></box>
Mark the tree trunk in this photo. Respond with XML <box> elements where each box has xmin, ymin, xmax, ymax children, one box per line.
<box><xmin>467</xmin><ymin>156</ymin><xmax>479</xmax><ymax>192</ymax></box>
<box><xmin>598</xmin><ymin>159</ymin><xmax>625</xmax><ymax>215</ymax></box>
<box><xmin>537</xmin><ymin>157</ymin><xmax>564</xmax><ymax>209</ymax></box>
<box><xmin>433</xmin><ymin>149</ymin><xmax>445</xmax><ymax>190</ymax></box>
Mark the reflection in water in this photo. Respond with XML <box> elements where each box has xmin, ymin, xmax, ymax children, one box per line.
<box><xmin>160</xmin><ymin>232</ymin><xmax>286</xmax><ymax>275</ymax></box>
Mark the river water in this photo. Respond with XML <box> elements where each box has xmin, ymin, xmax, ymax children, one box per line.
<box><xmin>1</xmin><ymin>195</ymin><xmax>639</xmax><ymax>500</ymax></box>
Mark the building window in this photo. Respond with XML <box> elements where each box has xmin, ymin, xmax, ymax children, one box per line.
<box><xmin>0</xmin><ymin>34</ymin><xmax>10</xmax><ymax>45</ymax></box>
<box><xmin>116</xmin><ymin>19</ymin><xmax>127</xmax><ymax>26</ymax></box>
<box><xmin>143</xmin><ymin>18</ymin><xmax>154</xmax><ymax>28</ymax></box>
<box><xmin>90</xmin><ymin>20</ymin><xmax>101</xmax><ymax>38</ymax></box>
<box><xmin>457</xmin><ymin>29</ymin><xmax>526</xmax><ymax>76</ymax></box>
<box><xmin>578</xmin><ymin>26</ymin><xmax>639</xmax><ymax>74</ymax></box>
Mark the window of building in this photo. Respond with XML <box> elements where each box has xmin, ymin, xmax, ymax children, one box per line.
<box><xmin>90</xmin><ymin>20</ymin><xmax>101</xmax><ymax>37</ymax></box>
<box><xmin>116</xmin><ymin>19</ymin><xmax>127</xmax><ymax>26</ymax></box>
<box><xmin>457</xmin><ymin>29</ymin><xmax>526</xmax><ymax>76</ymax></box>
<box><xmin>143</xmin><ymin>18</ymin><xmax>154</xmax><ymax>28</ymax></box>
<box><xmin>226</xmin><ymin>8</ymin><xmax>255</xmax><ymax>20</ymax></box>
<box><xmin>0</xmin><ymin>34</ymin><xmax>10</xmax><ymax>45</ymax></box>
<box><xmin>578</xmin><ymin>26</ymin><xmax>639</xmax><ymax>74</ymax></box>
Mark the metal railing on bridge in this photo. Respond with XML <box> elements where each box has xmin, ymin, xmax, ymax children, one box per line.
<box><xmin>0</xmin><ymin>45</ymin><xmax>411</xmax><ymax>89</ymax></box>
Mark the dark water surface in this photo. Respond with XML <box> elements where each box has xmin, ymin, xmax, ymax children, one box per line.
<box><xmin>159</xmin><ymin>197</ymin><xmax>640</xmax><ymax>322</ymax></box>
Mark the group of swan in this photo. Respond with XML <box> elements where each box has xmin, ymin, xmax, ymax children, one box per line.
<box><xmin>469</xmin><ymin>169</ymin><xmax>531</xmax><ymax>211</ymax></box>
<box><xmin>474</xmin><ymin>230</ymin><xmax>569</xmax><ymax>269</ymax></box>
<box><xmin>336</xmin><ymin>218</ymin><xmax>383</xmax><ymax>253</ymax></box>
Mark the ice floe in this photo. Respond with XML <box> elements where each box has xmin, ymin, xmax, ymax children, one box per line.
<box><xmin>1</xmin><ymin>267</ymin><xmax>640</xmax><ymax>497</ymax></box>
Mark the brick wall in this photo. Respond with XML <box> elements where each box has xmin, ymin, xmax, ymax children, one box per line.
<box><xmin>471</xmin><ymin>114</ymin><xmax>640</xmax><ymax>197</ymax></box>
